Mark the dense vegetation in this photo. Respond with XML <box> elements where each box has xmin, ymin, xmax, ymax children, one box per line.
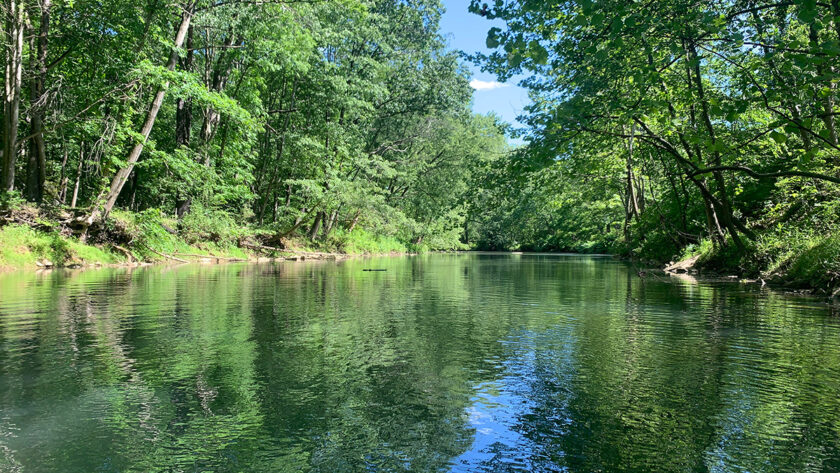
<box><xmin>2</xmin><ymin>0</ymin><xmax>840</xmax><ymax>292</ymax></box>
<box><xmin>467</xmin><ymin>0</ymin><xmax>840</xmax><ymax>291</ymax></box>
<box><xmin>0</xmin><ymin>0</ymin><xmax>508</xmax><ymax>260</ymax></box>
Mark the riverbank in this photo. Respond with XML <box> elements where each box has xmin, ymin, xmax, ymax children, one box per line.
<box><xmin>0</xmin><ymin>222</ymin><xmax>402</xmax><ymax>272</ymax></box>
<box><xmin>659</xmin><ymin>231</ymin><xmax>840</xmax><ymax>298</ymax></box>
<box><xmin>4</xmin><ymin>204</ymin><xmax>838</xmax><ymax>300</ymax></box>
<box><xmin>0</xmin><ymin>204</ymin><xmax>413</xmax><ymax>272</ymax></box>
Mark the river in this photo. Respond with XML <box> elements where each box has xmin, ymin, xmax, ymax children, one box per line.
<box><xmin>1</xmin><ymin>254</ymin><xmax>839</xmax><ymax>472</ymax></box>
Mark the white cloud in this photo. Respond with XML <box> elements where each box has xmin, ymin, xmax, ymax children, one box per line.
<box><xmin>469</xmin><ymin>79</ymin><xmax>509</xmax><ymax>91</ymax></box>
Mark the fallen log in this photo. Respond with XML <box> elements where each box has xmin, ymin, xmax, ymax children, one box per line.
<box><xmin>142</xmin><ymin>245</ymin><xmax>188</xmax><ymax>263</ymax></box>
<box><xmin>112</xmin><ymin>244</ymin><xmax>135</xmax><ymax>262</ymax></box>
<box><xmin>239</xmin><ymin>241</ymin><xmax>342</xmax><ymax>259</ymax></box>
<box><xmin>240</xmin><ymin>242</ymin><xmax>284</xmax><ymax>253</ymax></box>
<box><xmin>173</xmin><ymin>252</ymin><xmax>247</xmax><ymax>262</ymax></box>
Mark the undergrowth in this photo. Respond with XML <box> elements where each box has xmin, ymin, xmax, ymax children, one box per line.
<box><xmin>0</xmin><ymin>224</ymin><xmax>120</xmax><ymax>269</ymax></box>
<box><xmin>677</xmin><ymin>229</ymin><xmax>840</xmax><ymax>292</ymax></box>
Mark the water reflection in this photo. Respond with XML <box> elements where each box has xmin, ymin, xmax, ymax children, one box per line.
<box><xmin>0</xmin><ymin>254</ymin><xmax>838</xmax><ymax>472</ymax></box>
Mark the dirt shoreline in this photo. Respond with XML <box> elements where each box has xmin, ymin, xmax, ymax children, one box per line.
<box><xmin>662</xmin><ymin>257</ymin><xmax>840</xmax><ymax>300</ymax></box>
<box><xmin>2</xmin><ymin>249</ymin><xmax>413</xmax><ymax>274</ymax></box>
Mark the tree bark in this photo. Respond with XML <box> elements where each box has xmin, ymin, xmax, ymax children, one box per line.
<box><xmin>2</xmin><ymin>0</ymin><xmax>25</xmax><ymax>192</ymax></box>
<box><xmin>347</xmin><ymin>210</ymin><xmax>361</xmax><ymax>233</ymax></box>
<box><xmin>25</xmin><ymin>0</ymin><xmax>50</xmax><ymax>202</ymax></box>
<box><xmin>257</xmin><ymin>79</ymin><xmax>296</xmax><ymax>222</ymax></box>
<box><xmin>57</xmin><ymin>142</ymin><xmax>68</xmax><ymax>203</ymax></box>
<box><xmin>175</xmin><ymin>25</ymin><xmax>194</xmax><ymax>147</ymax></box>
<box><xmin>175</xmin><ymin>25</ymin><xmax>194</xmax><ymax>217</ymax></box>
<box><xmin>199</xmin><ymin>30</ymin><xmax>237</xmax><ymax>165</ymax></box>
<box><xmin>623</xmin><ymin>123</ymin><xmax>641</xmax><ymax>241</ymax></box>
<box><xmin>322</xmin><ymin>208</ymin><xmax>339</xmax><ymax>238</ymax></box>
<box><xmin>809</xmin><ymin>24</ymin><xmax>838</xmax><ymax>148</ymax></box>
<box><xmin>688</xmin><ymin>41</ymin><xmax>749</xmax><ymax>250</ymax></box>
<box><xmin>99</xmin><ymin>2</ymin><xmax>195</xmax><ymax>219</ymax></box>
<box><xmin>308</xmin><ymin>211</ymin><xmax>324</xmax><ymax>240</ymax></box>
<box><xmin>70</xmin><ymin>142</ymin><xmax>84</xmax><ymax>208</ymax></box>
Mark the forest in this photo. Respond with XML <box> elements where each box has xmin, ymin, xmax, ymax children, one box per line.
<box><xmin>1</xmin><ymin>0</ymin><xmax>840</xmax><ymax>291</ymax></box>
<box><xmin>0</xmin><ymin>0</ymin><xmax>509</xmax><ymax>260</ymax></box>
<box><xmin>468</xmin><ymin>0</ymin><xmax>840</xmax><ymax>291</ymax></box>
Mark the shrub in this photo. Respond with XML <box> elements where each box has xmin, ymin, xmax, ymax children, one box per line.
<box><xmin>178</xmin><ymin>205</ymin><xmax>243</xmax><ymax>245</ymax></box>
<box><xmin>332</xmin><ymin>229</ymin><xmax>408</xmax><ymax>254</ymax></box>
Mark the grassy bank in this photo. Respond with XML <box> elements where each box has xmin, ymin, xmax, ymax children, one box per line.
<box><xmin>669</xmin><ymin>229</ymin><xmax>840</xmax><ymax>296</ymax></box>
<box><xmin>0</xmin><ymin>224</ymin><xmax>123</xmax><ymax>270</ymax></box>
<box><xmin>0</xmin><ymin>205</ymin><xmax>421</xmax><ymax>272</ymax></box>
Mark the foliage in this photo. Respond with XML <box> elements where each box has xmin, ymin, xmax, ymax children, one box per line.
<box><xmin>332</xmin><ymin>228</ymin><xmax>409</xmax><ymax>255</ymax></box>
<box><xmin>0</xmin><ymin>224</ymin><xmax>120</xmax><ymax>269</ymax></box>
<box><xmin>1</xmin><ymin>0</ymin><xmax>508</xmax><ymax>255</ymax></box>
<box><xmin>461</xmin><ymin>0</ymin><xmax>840</xmax><ymax>289</ymax></box>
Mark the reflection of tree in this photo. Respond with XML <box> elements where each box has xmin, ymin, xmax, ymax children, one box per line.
<box><xmin>249</xmin><ymin>256</ymin><xmax>511</xmax><ymax>471</ymax></box>
<box><xmin>1</xmin><ymin>257</ymin><xmax>840</xmax><ymax>472</ymax></box>
<box><xmin>0</xmin><ymin>258</ymin><xmax>519</xmax><ymax>472</ymax></box>
<box><xmin>464</xmin><ymin>265</ymin><xmax>840</xmax><ymax>473</ymax></box>
<box><xmin>0</xmin><ymin>266</ymin><xmax>268</xmax><ymax>472</ymax></box>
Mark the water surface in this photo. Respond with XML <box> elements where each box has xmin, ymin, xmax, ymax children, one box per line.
<box><xmin>1</xmin><ymin>254</ymin><xmax>839</xmax><ymax>472</ymax></box>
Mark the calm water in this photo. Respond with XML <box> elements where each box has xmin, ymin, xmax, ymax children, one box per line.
<box><xmin>1</xmin><ymin>254</ymin><xmax>839</xmax><ymax>472</ymax></box>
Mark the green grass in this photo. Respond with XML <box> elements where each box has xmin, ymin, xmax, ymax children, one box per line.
<box><xmin>114</xmin><ymin>209</ymin><xmax>249</xmax><ymax>261</ymax></box>
<box><xmin>0</xmin><ymin>224</ymin><xmax>121</xmax><ymax>270</ymax></box>
<box><xmin>783</xmin><ymin>234</ymin><xmax>840</xmax><ymax>291</ymax></box>
<box><xmin>674</xmin><ymin>229</ymin><xmax>840</xmax><ymax>292</ymax></box>
<box><xmin>285</xmin><ymin>229</ymin><xmax>411</xmax><ymax>255</ymax></box>
<box><xmin>0</xmin><ymin>208</ymin><xmax>252</xmax><ymax>270</ymax></box>
<box><xmin>335</xmin><ymin>229</ymin><xmax>408</xmax><ymax>255</ymax></box>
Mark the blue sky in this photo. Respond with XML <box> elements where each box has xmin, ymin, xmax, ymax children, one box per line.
<box><xmin>439</xmin><ymin>1</ymin><xmax>531</xmax><ymax>134</ymax></box>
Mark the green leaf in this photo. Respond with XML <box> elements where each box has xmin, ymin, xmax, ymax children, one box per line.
<box><xmin>486</xmin><ymin>27</ymin><xmax>501</xmax><ymax>49</ymax></box>
<box><xmin>530</xmin><ymin>41</ymin><xmax>549</xmax><ymax>65</ymax></box>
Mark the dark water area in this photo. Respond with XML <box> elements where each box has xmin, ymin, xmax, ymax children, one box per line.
<box><xmin>1</xmin><ymin>254</ymin><xmax>839</xmax><ymax>472</ymax></box>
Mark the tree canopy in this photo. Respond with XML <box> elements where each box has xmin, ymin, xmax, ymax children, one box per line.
<box><xmin>1</xmin><ymin>0</ymin><xmax>509</xmax><ymax>252</ymax></box>
<box><xmin>465</xmin><ymin>0</ymin><xmax>840</xmax><ymax>281</ymax></box>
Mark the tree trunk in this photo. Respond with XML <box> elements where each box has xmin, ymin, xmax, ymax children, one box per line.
<box><xmin>128</xmin><ymin>169</ymin><xmax>138</xmax><ymax>210</ymax></box>
<box><xmin>176</xmin><ymin>198</ymin><xmax>191</xmax><ymax>218</ymax></box>
<box><xmin>199</xmin><ymin>31</ymin><xmax>237</xmax><ymax>166</ymax></box>
<box><xmin>70</xmin><ymin>143</ymin><xmax>84</xmax><ymax>208</ymax></box>
<box><xmin>308</xmin><ymin>211</ymin><xmax>324</xmax><ymax>240</ymax></box>
<box><xmin>257</xmin><ymin>79</ymin><xmax>296</xmax><ymax>221</ymax></box>
<box><xmin>175</xmin><ymin>25</ymin><xmax>194</xmax><ymax>148</ymax></box>
<box><xmin>99</xmin><ymin>2</ymin><xmax>195</xmax><ymax>219</ymax></box>
<box><xmin>322</xmin><ymin>208</ymin><xmax>339</xmax><ymax>238</ymax></box>
<box><xmin>2</xmin><ymin>0</ymin><xmax>25</xmax><ymax>192</ymax></box>
<box><xmin>25</xmin><ymin>0</ymin><xmax>50</xmax><ymax>202</ymax></box>
<box><xmin>57</xmin><ymin>142</ymin><xmax>68</xmax><ymax>203</ymax></box>
<box><xmin>688</xmin><ymin>41</ymin><xmax>749</xmax><ymax>250</ymax></box>
<box><xmin>809</xmin><ymin>24</ymin><xmax>838</xmax><ymax>148</ymax></box>
<box><xmin>347</xmin><ymin>210</ymin><xmax>360</xmax><ymax>233</ymax></box>
<box><xmin>174</xmin><ymin>25</ymin><xmax>194</xmax><ymax>218</ymax></box>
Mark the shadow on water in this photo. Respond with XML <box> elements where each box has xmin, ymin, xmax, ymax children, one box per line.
<box><xmin>0</xmin><ymin>254</ymin><xmax>839</xmax><ymax>472</ymax></box>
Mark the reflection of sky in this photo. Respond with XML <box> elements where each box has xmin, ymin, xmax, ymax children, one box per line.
<box><xmin>439</xmin><ymin>0</ymin><xmax>531</xmax><ymax>144</ymax></box>
<box><xmin>450</xmin><ymin>324</ymin><xmax>578</xmax><ymax>472</ymax></box>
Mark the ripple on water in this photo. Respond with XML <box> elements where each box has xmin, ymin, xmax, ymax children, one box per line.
<box><xmin>0</xmin><ymin>255</ymin><xmax>838</xmax><ymax>472</ymax></box>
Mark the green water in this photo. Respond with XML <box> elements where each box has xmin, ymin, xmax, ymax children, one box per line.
<box><xmin>0</xmin><ymin>254</ymin><xmax>839</xmax><ymax>472</ymax></box>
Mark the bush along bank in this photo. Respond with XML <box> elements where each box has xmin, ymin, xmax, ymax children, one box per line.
<box><xmin>0</xmin><ymin>204</ymin><xmax>438</xmax><ymax>272</ymax></box>
<box><xmin>662</xmin><ymin>230</ymin><xmax>840</xmax><ymax>297</ymax></box>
